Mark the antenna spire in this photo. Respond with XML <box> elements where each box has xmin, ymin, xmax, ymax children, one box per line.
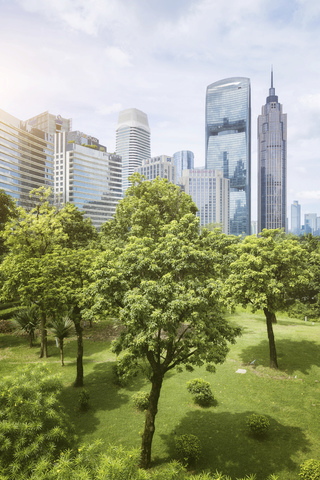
<box><xmin>271</xmin><ymin>65</ymin><xmax>273</xmax><ymax>88</ymax></box>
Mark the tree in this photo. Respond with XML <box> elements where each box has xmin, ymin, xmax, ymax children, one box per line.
<box><xmin>225</xmin><ymin>229</ymin><xmax>312</xmax><ymax>369</ymax></box>
<box><xmin>48</xmin><ymin>315</ymin><xmax>74</xmax><ymax>366</ymax></box>
<box><xmin>12</xmin><ymin>304</ymin><xmax>40</xmax><ymax>347</ymax></box>
<box><xmin>0</xmin><ymin>189</ymin><xmax>17</xmax><ymax>257</ymax></box>
<box><xmin>87</xmin><ymin>178</ymin><xmax>240</xmax><ymax>468</ymax></box>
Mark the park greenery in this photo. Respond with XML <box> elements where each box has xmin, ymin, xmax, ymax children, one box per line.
<box><xmin>0</xmin><ymin>177</ymin><xmax>320</xmax><ymax>479</ymax></box>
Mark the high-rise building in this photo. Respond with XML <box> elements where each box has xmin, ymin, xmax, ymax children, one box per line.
<box><xmin>179</xmin><ymin>168</ymin><xmax>230</xmax><ymax>234</ymax></box>
<box><xmin>55</xmin><ymin>130</ymin><xmax>122</xmax><ymax>229</ymax></box>
<box><xmin>0</xmin><ymin>108</ymin><xmax>54</xmax><ymax>208</ymax></box>
<box><xmin>27</xmin><ymin>111</ymin><xmax>72</xmax><ymax>135</ymax></box>
<box><xmin>291</xmin><ymin>201</ymin><xmax>301</xmax><ymax>235</ymax></box>
<box><xmin>205</xmin><ymin>78</ymin><xmax>251</xmax><ymax>236</ymax></box>
<box><xmin>304</xmin><ymin>213</ymin><xmax>317</xmax><ymax>235</ymax></box>
<box><xmin>173</xmin><ymin>150</ymin><xmax>194</xmax><ymax>183</ymax></box>
<box><xmin>116</xmin><ymin>108</ymin><xmax>151</xmax><ymax>194</ymax></box>
<box><xmin>135</xmin><ymin>155</ymin><xmax>175</xmax><ymax>183</ymax></box>
<box><xmin>258</xmin><ymin>70</ymin><xmax>287</xmax><ymax>233</ymax></box>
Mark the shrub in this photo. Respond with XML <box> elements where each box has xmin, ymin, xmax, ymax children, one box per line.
<box><xmin>0</xmin><ymin>364</ymin><xmax>74</xmax><ymax>478</ymax></box>
<box><xmin>246</xmin><ymin>414</ymin><xmax>270</xmax><ymax>437</ymax></box>
<box><xmin>0</xmin><ymin>319</ymin><xmax>13</xmax><ymax>333</ymax></box>
<box><xmin>174</xmin><ymin>434</ymin><xmax>201</xmax><ymax>466</ymax></box>
<box><xmin>299</xmin><ymin>459</ymin><xmax>320</xmax><ymax>480</ymax></box>
<box><xmin>78</xmin><ymin>389</ymin><xmax>90</xmax><ymax>412</ymax></box>
<box><xmin>187</xmin><ymin>378</ymin><xmax>214</xmax><ymax>406</ymax></box>
<box><xmin>132</xmin><ymin>391</ymin><xmax>150</xmax><ymax>410</ymax></box>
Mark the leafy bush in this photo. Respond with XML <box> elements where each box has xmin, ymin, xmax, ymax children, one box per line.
<box><xmin>78</xmin><ymin>389</ymin><xmax>90</xmax><ymax>412</ymax></box>
<box><xmin>0</xmin><ymin>319</ymin><xmax>13</xmax><ymax>333</ymax></box>
<box><xmin>299</xmin><ymin>459</ymin><xmax>320</xmax><ymax>480</ymax></box>
<box><xmin>174</xmin><ymin>434</ymin><xmax>201</xmax><ymax>466</ymax></box>
<box><xmin>246</xmin><ymin>414</ymin><xmax>270</xmax><ymax>437</ymax></box>
<box><xmin>186</xmin><ymin>378</ymin><xmax>214</xmax><ymax>406</ymax></box>
<box><xmin>0</xmin><ymin>364</ymin><xmax>74</xmax><ymax>478</ymax></box>
<box><xmin>132</xmin><ymin>391</ymin><xmax>150</xmax><ymax>410</ymax></box>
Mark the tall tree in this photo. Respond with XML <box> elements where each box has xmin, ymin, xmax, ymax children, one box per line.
<box><xmin>225</xmin><ymin>229</ymin><xmax>312</xmax><ymax>369</ymax></box>
<box><xmin>0</xmin><ymin>189</ymin><xmax>17</xmax><ymax>257</ymax></box>
<box><xmin>87</xmin><ymin>177</ymin><xmax>240</xmax><ymax>468</ymax></box>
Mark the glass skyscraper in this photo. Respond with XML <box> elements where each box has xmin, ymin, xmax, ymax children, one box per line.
<box><xmin>116</xmin><ymin>108</ymin><xmax>151</xmax><ymax>194</ymax></box>
<box><xmin>291</xmin><ymin>201</ymin><xmax>301</xmax><ymax>235</ymax></box>
<box><xmin>258</xmin><ymin>71</ymin><xmax>287</xmax><ymax>232</ymax></box>
<box><xmin>173</xmin><ymin>150</ymin><xmax>194</xmax><ymax>183</ymax></box>
<box><xmin>205</xmin><ymin>78</ymin><xmax>251</xmax><ymax>236</ymax></box>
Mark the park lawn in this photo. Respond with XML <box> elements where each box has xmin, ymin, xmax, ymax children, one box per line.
<box><xmin>0</xmin><ymin>309</ymin><xmax>319</xmax><ymax>480</ymax></box>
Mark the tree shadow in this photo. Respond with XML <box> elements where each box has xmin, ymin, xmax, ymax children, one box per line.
<box><xmin>239</xmin><ymin>338</ymin><xmax>320</xmax><ymax>375</ymax></box>
<box><xmin>159</xmin><ymin>410</ymin><xmax>310</xmax><ymax>478</ymax></box>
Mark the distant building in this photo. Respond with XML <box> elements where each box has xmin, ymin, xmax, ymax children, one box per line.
<box><xmin>135</xmin><ymin>155</ymin><xmax>175</xmax><ymax>183</ymax></box>
<box><xmin>173</xmin><ymin>150</ymin><xmax>194</xmax><ymax>183</ymax></box>
<box><xmin>304</xmin><ymin>213</ymin><xmax>317</xmax><ymax>235</ymax></box>
<box><xmin>180</xmin><ymin>168</ymin><xmax>230</xmax><ymax>234</ymax></box>
<box><xmin>251</xmin><ymin>220</ymin><xmax>258</xmax><ymax>236</ymax></box>
<box><xmin>258</xmin><ymin>70</ymin><xmax>287</xmax><ymax>232</ymax></box>
<box><xmin>27</xmin><ymin>111</ymin><xmax>72</xmax><ymax>135</ymax></box>
<box><xmin>291</xmin><ymin>201</ymin><xmax>301</xmax><ymax>235</ymax></box>
<box><xmin>116</xmin><ymin>108</ymin><xmax>151</xmax><ymax>194</ymax></box>
<box><xmin>205</xmin><ymin>77</ymin><xmax>251</xmax><ymax>236</ymax></box>
<box><xmin>0</xmin><ymin>108</ymin><xmax>54</xmax><ymax>208</ymax></box>
<box><xmin>55</xmin><ymin>131</ymin><xmax>122</xmax><ymax>229</ymax></box>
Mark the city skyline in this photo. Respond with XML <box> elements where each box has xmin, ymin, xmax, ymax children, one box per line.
<box><xmin>1</xmin><ymin>1</ymin><xmax>320</xmax><ymax>222</ymax></box>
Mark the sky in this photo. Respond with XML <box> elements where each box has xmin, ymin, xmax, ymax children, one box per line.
<box><xmin>1</xmin><ymin>0</ymin><xmax>320</xmax><ymax>224</ymax></box>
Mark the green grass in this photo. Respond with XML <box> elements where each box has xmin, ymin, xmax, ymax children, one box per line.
<box><xmin>0</xmin><ymin>310</ymin><xmax>319</xmax><ymax>480</ymax></box>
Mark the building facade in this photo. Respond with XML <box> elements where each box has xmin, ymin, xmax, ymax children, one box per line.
<box><xmin>55</xmin><ymin>131</ymin><xmax>122</xmax><ymax>229</ymax></box>
<box><xmin>135</xmin><ymin>155</ymin><xmax>175</xmax><ymax>183</ymax></box>
<box><xmin>304</xmin><ymin>213</ymin><xmax>317</xmax><ymax>235</ymax></box>
<box><xmin>116</xmin><ymin>108</ymin><xmax>151</xmax><ymax>195</ymax></box>
<box><xmin>180</xmin><ymin>168</ymin><xmax>230</xmax><ymax>234</ymax></box>
<box><xmin>173</xmin><ymin>150</ymin><xmax>194</xmax><ymax>183</ymax></box>
<box><xmin>0</xmin><ymin>108</ymin><xmax>54</xmax><ymax>208</ymax></box>
<box><xmin>258</xmin><ymin>71</ymin><xmax>287</xmax><ymax>232</ymax></box>
<box><xmin>291</xmin><ymin>201</ymin><xmax>301</xmax><ymax>235</ymax></box>
<box><xmin>205</xmin><ymin>78</ymin><xmax>251</xmax><ymax>236</ymax></box>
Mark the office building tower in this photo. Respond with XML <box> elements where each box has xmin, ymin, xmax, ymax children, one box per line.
<box><xmin>180</xmin><ymin>168</ymin><xmax>230</xmax><ymax>234</ymax></box>
<box><xmin>27</xmin><ymin>111</ymin><xmax>72</xmax><ymax>135</ymax></box>
<box><xmin>258</xmin><ymin>70</ymin><xmax>287</xmax><ymax>232</ymax></box>
<box><xmin>116</xmin><ymin>108</ymin><xmax>151</xmax><ymax>194</ymax></box>
<box><xmin>55</xmin><ymin>130</ymin><xmax>122</xmax><ymax>229</ymax></box>
<box><xmin>304</xmin><ymin>213</ymin><xmax>317</xmax><ymax>235</ymax></box>
<box><xmin>173</xmin><ymin>150</ymin><xmax>194</xmax><ymax>183</ymax></box>
<box><xmin>0</xmin><ymin>108</ymin><xmax>54</xmax><ymax>208</ymax></box>
<box><xmin>291</xmin><ymin>201</ymin><xmax>301</xmax><ymax>235</ymax></box>
<box><xmin>205</xmin><ymin>77</ymin><xmax>251</xmax><ymax>236</ymax></box>
<box><xmin>135</xmin><ymin>155</ymin><xmax>175</xmax><ymax>183</ymax></box>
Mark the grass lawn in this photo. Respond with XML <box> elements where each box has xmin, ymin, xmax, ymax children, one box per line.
<box><xmin>0</xmin><ymin>309</ymin><xmax>319</xmax><ymax>479</ymax></box>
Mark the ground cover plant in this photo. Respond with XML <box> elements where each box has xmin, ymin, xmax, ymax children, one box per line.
<box><xmin>0</xmin><ymin>309</ymin><xmax>319</xmax><ymax>479</ymax></box>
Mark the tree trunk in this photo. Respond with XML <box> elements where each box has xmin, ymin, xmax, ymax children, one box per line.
<box><xmin>264</xmin><ymin>308</ymin><xmax>278</xmax><ymax>369</ymax></box>
<box><xmin>39</xmin><ymin>315</ymin><xmax>48</xmax><ymax>358</ymax></box>
<box><xmin>60</xmin><ymin>340</ymin><xmax>64</xmax><ymax>367</ymax></box>
<box><xmin>140</xmin><ymin>372</ymin><xmax>163</xmax><ymax>469</ymax></box>
<box><xmin>271</xmin><ymin>313</ymin><xmax>277</xmax><ymax>324</ymax></box>
<box><xmin>29</xmin><ymin>332</ymin><xmax>33</xmax><ymax>348</ymax></box>
<box><xmin>74</xmin><ymin>320</ymin><xmax>84</xmax><ymax>387</ymax></box>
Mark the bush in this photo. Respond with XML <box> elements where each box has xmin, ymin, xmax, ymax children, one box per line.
<box><xmin>0</xmin><ymin>364</ymin><xmax>75</xmax><ymax>478</ymax></box>
<box><xmin>78</xmin><ymin>389</ymin><xmax>90</xmax><ymax>411</ymax></box>
<box><xmin>187</xmin><ymin>378</ymin><xmax>214</xmax><ymax>406</ymax></box>
<box><xmin>299</xmin><ymin>459</ymin><xmax>320</xmax><ymax>480</ymax></box>
<box><xmin>246</xmin><ymin>414</ymin><xmax>270</xmax><ymax>437</ymax></box>
<box><xmin>174</xmin><ymin>434</ymin><xmax>201</xmax><ymax>466</ymax></box>
<box><xmin>132</xmin><ymin>391</ymin><xmax>150</xmax><ymax>410</ymax></box>
<box><xmin>0</xmin><ymin>319</ymin><xmax>13</xmax><ymax>333</ymax></box>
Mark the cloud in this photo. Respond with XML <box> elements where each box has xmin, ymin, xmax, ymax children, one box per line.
<box><xmin>96</xmin><ymin>103</ymin><xmax>123</xmax><ymax>116</ymax></box>
<box><xmin>104</xmin><ymin>47</ymin><xmax>132</xmax><ymax>67</ymax></box>
<box><xmin>297</xmin><ymin>191</ymin><xmax>320</xmax><ymax>200</ymax></box>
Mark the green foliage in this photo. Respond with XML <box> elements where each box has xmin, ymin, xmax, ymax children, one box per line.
<box><xmin>0</xmin><ymin>319</ymin><xmax>13</xmax><ymax>333</ymax></box>
<box><xmin>299</xmin><ymin>459</ymin><xmax>320</xmax><ymax>480</ymax></box>
<box><xmin>174</xmin><ymin>434</ymin><xmax>201</xmax><ymax>466</ymax></box>
<box><xmin>132</xmin><ymin>391</ymin><xmax>150</xmax><ymax>411</ymax></box>
<box><xmin>0</xmin><ymin>306</ymin><xmax>19</xmax><ymax>320</ymax></box>
<box><xmin>48</xmin><ymin>315</ymin><xmax>74</xmax><ymax>340</ymax></box>
<box><xmin>12</xmin><ymin>304</ymin><xmax>40</xmax><ymax>346</ymax></box>
<box><xmin>186</xmin><ymin>378</ymin><xmax>214</xmax><ymax>407</ymax></box>
<box><xmin>78</xmin><ymin>389</ymin><xmax>90</xmax><ymax>412</ymax></box>
<box><xmin>0</xmin><ymin>189</ymin><xmax>17</xmax><ymax>257</ymax></box>
<box><xmin>246</xmin><ymin>414</ymin><xmax>270</xmax><ymax>437</ymax></box>
<box><xmin>0</xmin><ymin>364</ymin><xmax>74</xmax><ymax>478</ymax></box>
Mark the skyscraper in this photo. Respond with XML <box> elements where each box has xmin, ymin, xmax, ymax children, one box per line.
<box><xmin>173</xmin><ymin>150</ymin><xmax>194</xmax><ymax>183</ymax></box>
<box><xmin>205</xmin><ymin>78</ymin><xmax>251</xmax><ymax>236</ymax></box>
<box><xmin>135</xmin><ymin>155</ymin><xmax>176</xmax><ymax>184</ymax></box>
<box><xmin>258</xmin><ymin>70</ymin><xmax>287</xmax><ymax>232</ymax></box>
<box><xmin>116</xmin><ymin>108</ymin><xmax>151</xmax><ymax>194</ymax></box>
<box><xmin>291</xmin><ymin>201</ymin><xmax>301</xmax><ymax>235</ymax></box>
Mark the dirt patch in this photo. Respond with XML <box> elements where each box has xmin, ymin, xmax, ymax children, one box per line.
<box><xmin>84</xmin><ymin>323</ymin><xmax>123</xmax><ymax>342</ymax></box>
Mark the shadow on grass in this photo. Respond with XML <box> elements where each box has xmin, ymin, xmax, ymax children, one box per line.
<box><xmin>60</xmin><ymin>360</ymin><xmax>148</xmax><ymax>438</ymax></box>
<box><xmin>239</xmin><ymin>338</ymin><xmax>320</xmax><ymax>374</ymax></box>
<box><xmin>158</xmin><ymin>410</ymin><xmax>310</xmax><ymax>478</ymax></box>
